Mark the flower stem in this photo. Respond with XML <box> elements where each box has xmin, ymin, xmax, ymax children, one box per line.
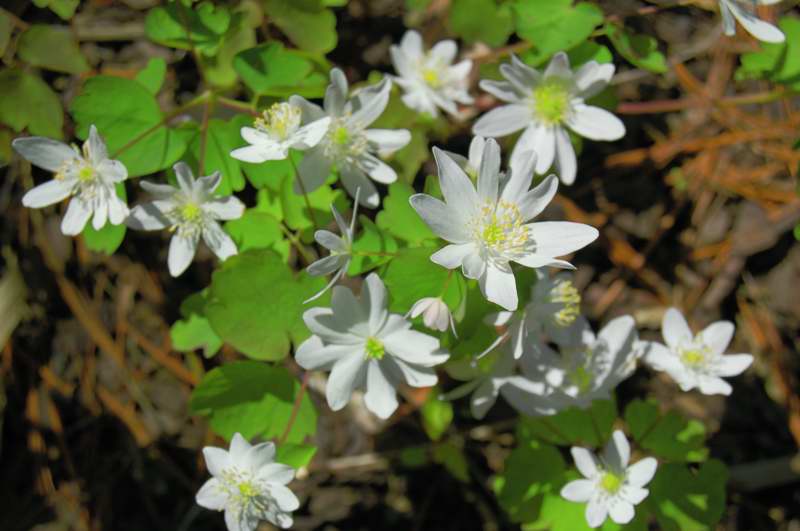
<box><xmin>279</xmin><ymin>224</ymin><xmax>317</xmax><ymax>265</ymax></box>
<box><xmin>278</xmin><ymin>371</ymin><xmax>310</xmax><ymax>445</ymax></box>
<box><xmin>288</xmin><ymin>154</ymin><xmax>319</xmax><ymax>232</ymax></box>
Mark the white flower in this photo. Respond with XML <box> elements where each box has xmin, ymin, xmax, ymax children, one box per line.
<box><xmin>13</xmin><ymin>124</ymin><xmax>129</xmax><ymax>235</ymax></box>
<box><xmin>390</xmin><ymin>29</ymin><xmax>473</xmax><ymax>117</ymax></box>
<box><xmin>513</xmin><ymin>316</ymin><xmax>640</xmax><ymax>411</ymax></box>
<box><xmin>473</xmin><ymin>53</ymin><xmax>625</xmax><ymax>185</ymax></box>
<box><xmin>561</xmin><ymin>430</ymin><xmax>657</xmax><ymax>528</ymax></box>
<box><xmin>304</xmin><ymin>190</ymin><xmax>360</xmax><ymax>303</ymax></box>
<box><xmin>290</xmin><ymin>69</ymin><xmax>411</xmax><ymax>208</ymax></box>
<box><xmin>409</xmin><ymin>137</ymin><xmax>599</xmax><ymax>311</ymax></box>
<box><xmin>719</xmin><ymin>0</ymin><xmax>785</xmax><ymax>43</ymax></box>
<box><xmin>126</xmin><ymin>162</ymin><xmax>245</xmax><ymax>277</ymax></box>
<box><xmin>408</xmin><ymin>296</ymin><xmax>456</xmax><ymax>335</ymax></box>
<box><xmin>195</xmin><ymin>433</ymin><xmax>300</xmax><ymax>531</ymax></box>
<box><xmin>230</xmin><ymin>101</ymin><xmax>331</xmax><ymax>163</ymax></box>
<box><xmin>642</xmin><ymin>307</ymin><xmax>753</xmax><ymax>395</ymax></box>
<box><xmin>528</xmin><ymin>271</ymin><xmax>588</xmax><ymax>345</ymax></box>
<box><xmin>295</xmin><ymin>273</ymin><xmax>449</xmax><ymax>419</ymax></box>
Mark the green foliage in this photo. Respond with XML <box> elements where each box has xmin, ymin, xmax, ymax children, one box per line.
<box><xmin>0</xmin><ymin>69</ymin><xmax>63</xmax><ymax>139</ymax></box>
<box><xmin>276</xmin><ymin>443</ymin><xmax>317</xmax><ymax>469</ymax></box>
<box><xmin>70</xmin><ymin>75</ymin><xmax>191</xmax><ymax>177</ymax></box>
<box><xmin>646</xmin><ymin>460</ymin><xmax>728</xmax><ymax>530</ymax></box>
<box><xmin>225</xmin><ymin>209</ymin><xmax>290</xmax><ymax>260</ymax></box>
<box><xmin>263</xmin><ymin>0</ymin><xmax>338</xmax><ymax>54</ymax></box>
<box><xmin>17</xmin><ymin>25</ymin><xmax>89</xmax><ymax>74</ymax></box>
<box><xmin>432</xmin><ymin>440</ymin><xmax>470</xmax><ymax>482</ymax></box>
<box><xmin>348</xmin><ymin>216</ymin><xmax>398</xmax><ymax>275</ymax></box>
<box><xmin>145</xmin><ymin>1</ymin><xmax>233</xmax><ymax>56</ymax></box>
<box><xmin>376</xmin><ymin>182</ymin><xmax>437</xmax><ymax>244</ymax></box>
<box><xmin>170</xmin><ymin>290</ymin><xmax>223</xmax><ymax>358</ymax></box>
<box><xmin>205</xmin><ymin>249</ymin><xmax>327</xmax><ymax>361</ymax></box>
<box><xmin>199</xmin><ymin>13</ymin><xmax>256</xmax><ymax>88</ymax></box>
<box><xmin>512</xmin><ymin>0</ymin><xmax>604</xmax><ymax>62</ymax></box>
<box><xmin>737</xmin><ymin>17</ymin><xmax>800</xmax><ymax>91</ymax></box>
<box><xmin>135</xmin><ymin>58</ymin><xmax>168</xmax><ymax>95</ymax></box>
<box><xmin>32</xmin><ymin>0</ymin><xmax>80</xmax><ymax>20</ymax></box>
<box><xmin>0</xmin><ymin>13</ymin><xmax>11</xmax><ymax>56</ymax></box>
<box><xmin>190</xmin><ymin>361</ymin><xmax>317</xmax><ymax>443</ymax></box>
<box><xmin>185</xmin><ymin>115</ymin><xmax>247</xmax><ymax>194</ymax></box>
<box><xmin>234</xmin><ymin>42</ymin><xmax>328</xmax><ymax>98</ymax></box>
<box><xmin>605</xmin><ymin>23</ymin><xmax>667</xmax><ymax>74</ymax></box>
<box><xmin>448</xmin><ymin>0</ymin><xmax>514</xmax><ymax>47</ymax></box>
<box><xmin>421</xmin><ymin>389</ymin><xmax>453</xmax><ymax>441</ymax></box>
<box><xmin>518</xmin><ymin>399</ymin><xmax>616</xmax><ymax>447</ymax></box>
<box><xmin>382</xmin><ymin>246</ymin><xmax>465</xmax><ymax>314</ymax></box>
<box><xmin>624</xmin><ymin>399</ymin><xmax>708</xmax><ymax>462</ymax></box>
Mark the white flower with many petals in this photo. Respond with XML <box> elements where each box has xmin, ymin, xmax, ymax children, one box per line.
<box><xmin>642</xmin><ymin>307</ymin><xmax>753</xmax><ymax>395</ymax></box>
<box><xmin>473</xmin><ymin>53</ymin><xmax>625</xmax><ymax>185</ymax></box>
<box><xmin>409</xmin><ymin>138</ymin><xmax>599</xmax><ymax>311</ymax></box>
<box><xmin>196</xmin><ymin>433</ymin><xmax>300</xmax><ymax>531</ymax></box>
<box><xmin>127</xmin><ymin>162</ymin><xmax>245</xmax><ymax>277</ymax></box>
<box><xmin>513</xmin><ymin>316</ymin><xmax>640</xmax><ymax>411</ymax></box>
<box><xmin>390</xmin><ymin>29</ymin><xmax>473</xmax><ymax>117</ymax></box>
<box><xmin>290</xmin><ymin>69</ymin><xmax>411</xmax><ymax>208</ymax></box>
<box><xmin>408</xmin><ymin>296</ymin><xmax>456</xmax><ymax>335</ymax></box>
<box><xmin>304</xmin><ymin>191</ymin><xmax>360</xmax><ymax>303</ymax></box>
<box><xmin>296</xmin><ymin>273</ymin><xmax>449</xmax><ymax>419</ymax></box>
<box><xmin>561</xmin><ymin>430</ymin><xmax>657</xmax><ymax>528</ymax></box>
<box><xmin>719</xmin><ymin>0</ymin><xmax>785</xmax><ymax>43</ymax></box>
<box><xmin>13</xmin><ymin>125</ymin><xmax>129</xmax><ymax>235</ymax></box>
<box><xmin>230</xmin><ymin>101</ymin><xmax>331</xmax><ymax>163</ymax></box>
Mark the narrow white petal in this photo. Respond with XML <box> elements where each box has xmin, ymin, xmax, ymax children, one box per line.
<box><xmin>561</xmin><ymin>479</ymin><xmax>595</xmax><ymax>502</ymax></box>
<box><xmin>291</xmin><ymin>117</ymin><xmax>331</xmax><ymax>150</ymax></box>
<box><xmin>91</xmin><ymin>200</ymin><xmax>108</xmax><ymax>230</ymax></box>
<box><xmin>571</xmin><ymin>447</ymin><xmax>599</xmax><ymax>478</ymax></box>
<box><xmin>479</xmin><ymin>79</ymin><xmax>522</xmax><ymax>103</ymax></box>
<box><xmin>432</xmin><ymin>147</ymin><xmax>479</xmax><ymax>219</ymax></box>
<box><xmin>230</xmin><ymin>144</ymin><xmax>288</xmax><ymax>163</ymax></box>
<box><xmin>168</xmin><ymin>233</ymin><xmax>199</xmax><ymax>277</ymax></box>
<box><xmin>516</xmin><ymin>125</ymin><xmax>555</xmax><ymax>175</ymax></box>
<box><xmin>621</xmin><ymin>485</ymin><xmax>649</xmax><ymax>505</ymax></box>
<box><xmin>472</xmin><ymin>104</ymin><xmax>531</xmax><ymax>137</ymax></box>
<box><xmin>726</xmin><ymin>0</ymin><xmax>785</xmax><ymax>43</ymax></box>
<box><xmin>257</xmin><ymin>463</ymin><xmax>295</xmax><ymax>486</ymax></box>
<box><xmin>409</xmin><ymin>194</ymin><xmax>469</xmax><ymax>242</ymax></box>
<box><xmin>365</xmin><ymin>129</ymin><xmax>411</xmax><ymax>152</ymax></box>
<box><xmin>350</xmin><ymin>77</ymin><xmax>391</xmax><ymax>127</ymax></box>
<box><xmin>700</xmin><ymin>320</ymin><xmax>734</xmax><ymax>356</ymax></box>
<box><xmin>517</xmin><ymin>174</ymin><xmax>558</xmax><ymax>222</ymax></box>
<box><xmin>462</xmin><ymin>252</ymin><xmax>487</xmax><ymax>280</ymax></box>
<box><xmin>382</xmin><ymin>329</ymin><xmax>446</xmax><ymax>367</ymax></box>
<box><xmin>524</xmin><ymin>221</ymin><xmax>599</xmax><ymax>260</ymax></box>
<box><xmin>365</xmin><ymin>361</ymin><xmax>399</xmax><ymax>419</ymax></box>
<box><xmin>295</xmin><ymin>335</ymin><xmax>354</xmax><ymax>371</ymax></box>
<box><xmin>97</xmin><ymin>159</ymin><xmax>128</xmax><ymax>183</ymax></box>
<box><xmin>269</xmin><ymin>483</ymin><xmax>300</xmax><ymax>512</ymax></box>
<box><xmin>566</xmin><ymin>105</ymin><xmax>626</xmax><ymax>141</ymax></box>
<box><xmin>297</xmin><ymin>147</ymin><xmax>332</xmax><ymax>195</ymax></box>
<box><xmin>86</xmin><ymin>125</ymin><xmax>108</xmax><ymax>164</ymax></box>
<box><xmin>126</xmin><ymin>201</ymin><xmax>171</xmax><ymax>231</ymax></box>
<box><xmin>698</xmin><ymin>375</ymin><xmax>732</xmax><ymax>395</ymax></box>
<box><xmin>195</xmin><ymin>478</ymin><xmax>227</xmax><ymax>510</ymax></box>
<box><xmin>107</xmin><ymin>195</ymin><xmax>129</xmax><ymax>225</ymax></box>
<box><xmin>477</xmin><ymin>138</ymin><xmax>501</xmax><ymax>203</ymax></box>
<box><xmin>608</xmin><ymin>500</ymin><xmax>635</xmax><ymax>525</ymax></box>
<box><xmin>326</xmin><ymin>351</ymin><xmax>366</xmax><ymax>411</ymax></box>
<box><xmin>302</xmin><ymin>307</ymin><xmax>363</xmax><ymax>345</ymax></box>
<box><xmin>12</xmin><ymin>136</ymin><xmax>77</xmax><ymax>172</ymax></box>
<box><xmin>605</xmin><ymin>430</ymin><xmax>630</xmax><ymax>470</ymax></box>
<box><xmin>324</xmin><ymin>68</ymin><xmax>349</xmax><ymax>116</ymax></box>
<box><xmin>400</xmin><ymin>29</ymin><xmax>423</xmax><ymax>59</ymax></box>
<box><xmin>202</xmin><ymin>222</ymin><xmax>238</xmax><ymax>261</ymax></box>
<box><xmin>714</xmin><ymin>354</ymin><xmax>753</xmax><ymax>377</ymax></box>
<box><xmin>204</xmin><ymin>196</ymin><xmax>245</xmax><ymax>221</ymax></box>
<box><xmin>544</xmin><ymin>52</ymin><xmax>572</xmax><ymax>79</ymax></box>
<box><xmin>339</xmin><ymin>163</ymin><xmax>379</xmax><ymax>208</ymax></box>
<box><xmin>554</xmin><ymin>126</ymin><xmax>578</xmax><ymax>185</ymax></box>
<box><xmin>61</xmin><ymin>198</ymin><xmax>92</xmax><ymax>235</ymax></box>
<box><xmin>22</xmin><ymin>179</ymin><xmax>74</xmax><ymax>208</ymax></box>
<box><xmin>585</xmin><ymin>495</ymin><xmax>608</xmax><ymax>528</ymax></box>
<box><xmin>244</xmin><ymin>441</ymin><xmax>277</xmax><ymax>471</ymax></box>
<box><xmin>574</xmin><ymin>62</ymin><xmax>615</xmax><ymax>100</ymax></box>
<box><xmin>362</xmin><ymin>273</ymin><xmax>389</xmax><ymax>333</ymax></box>
<box><xmin>480</xmin><ymin>265</ymin><xmax>518</xmax><ymax>311</ymax></box>
<box><xmin>203</xmin><ymin>447</ymin><xmax>232</xmax><ymax>477</ymax></box>
<box><xmin>431</xmin><ymin>243</ymin><xmax>475</xmax><ymax>269</ymax></box>
<box><xmin>429</xmin><ymin>39</ymin><xmax>457</xmax><ymax>64</ymax></box>
<box><xmin>662</xmin><ymin>308</ymin><xmax>692</xmax><ymax>350</ymax></box>
<box><xmin>360</xmin><ymin>153</ymin><xmax>398</xmax><ymax>184</ymax></box>
<box><xmin>626</xmin><ymin>457</ymin><xmax>657</xmax><ymax>487</ymax></box>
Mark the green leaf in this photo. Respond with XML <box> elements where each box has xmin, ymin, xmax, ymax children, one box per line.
<box><xmin>199</xmin><ymin>15</ymin><xmax>256</xmax><ymax>88</ymax></box>
<box><xmin>70</xmin><ymin>75</ymin><xmax>191</xmax><ymax>177</ymax></box>
<box><xmin>382</xmin><ymin>247</ymin><xmax>465</xmax><ymax>314</ymax></box>
<box><xmin>376</xmin><ymin>182</ymin><xmax>438</xmax><ymax>244</ymax></box>
<box><xmin>625</xmin><ymin>399</ymin><xmax>708</xmax><ymax>462</ymax></box>
<box><xmin>448</xmin><ymin>0</ymin><xmax>514</xmax><ymax>47</ymax></box>
<box><xmin>18</xmin><ymin>25</ymin><xmax>89</xmax><ymax>74</ymax></box>
<box><xmin>145</xmin><ymin>1</ymin><xmax>232</xmax><ymax>56</ymax></box>
<box><xmin>794</xmin><ymin>222</ymin><xmax>800</xmax><ymax>241</ymax></box>
<box><xmin>0</xmin><ymin>12</ymin><xmax>13</xmax><ymax>56</ymax></box>
<box><xmin>185</xmin><ymin>116</ymin><xmax>247</xmax><ymax>194</ymax></box>
<box><xmin>737</xmin><ymin>17</ymin><xmax>800</xmax><ymax>90</ymax></box>
<box><xmin>518</xmin><ymin>398</ymin><xmax>616</xmax><ymax>447</ymax></box>
<box><xmin>225</xmin><ymin>209</ymin><xmax>290</xmax><ymax>260</ymax></box>
<box><xmin>605</xmin><ymin>23</ymin><xmax>667</xmax><ymax>73</ymax></box>
<box><xmin>421</xmin><ymin>389</ymin><xmax>453</xmax><ymax>441</ymax></box>
<box><xmin>512</xmin><ymin>0</ymin><xmax>603</xmax><ymax>61</ymax></box>
<box><xmin>647</xmin><ymin>460</ymin><xmax>728</xmax><ymax>530</ymax></box>
<box><xmin>263</xmin><ymin>0</ymin><xmax>337</xmax><ymax>54</ymax></box>
<box><xmin>206</xmin><ymin>249</ymin><xmax>327</xmax><ymax>361</ymax></box>
<box><xmin>566</xmin><ymin>40</ymin><xmax>612</xmax><ymax>66</ymax></box>
<box><xmin>32</xmin><ymin>0</ymin><xmax>79</xmax><ymax>20</ymax></box>
<box><xmin>81</xmin><ymin>184</ymin><xmax>127</xmax><ymax>254</ymax></box>
<box><xmin>170</xmin><ymin>290</ymin><xmax>223</xmax><ymax>358</ymax></box>
<box><xmin>0</xmin><ymin>69</ymin><xmax>63</xmax><ymax>139</ymax></box>
<box><xmin>190</xmin><ymin>361</ymin><xmax>317</xmax><ymax>444</ymax></box>
<box><xmin>432</xmin><ymin>441</ymin><xmax>470</xmax><ymax>482</ymax></box>
<box><xmin>348</xmin><ymin>216</ymin><xmax>398</xmax><ymax>275</ymax></box>
<box><xmin>233</xmin><ymin>42</ymin><xmax>328</xmax><ymax>97</ymax></box>
<box><xmin>276</xmin><ymin>443</ymin><xmax>317</xmax><ymax>469</ymax></box>
<box><xmin>135</xmin><ymin>58</ymin><xmax>168</xmax><ymax>95</ymax></box>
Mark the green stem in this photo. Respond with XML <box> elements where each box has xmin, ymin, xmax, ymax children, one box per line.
<box><xmin>217</xmin><ymin>96</ymin><xmax>260</xmax><ymax>116</ymax></box>
<box><xmin>280</xmin><ymin>224</ymin><xmax>317</xmax><ymax>265</ymax></box>
<box><xmin>288</xmin><ymin>155</ymin><xmax>319</xmax><ymax>232</ymax></box>
<box><xmin>278</xmin><ymin>371</ymin><xmax>310</xmax><ymax>445</ymax></box>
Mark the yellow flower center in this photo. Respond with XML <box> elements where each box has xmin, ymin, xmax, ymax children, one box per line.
<box><xmin>680</xmin><ymin>344</ymin><xmax>710</xmax><ymax>368</ymax></box>
<box><xmin>600</xmin><ymin>471</ymin><xmax>623</xmax><ymax>494</ymax></box>
<box><xmin>333</xmin><ymin>126</ymin><xmax>350</xmax><ymax>145</ymax></box>
<box><xmin>180</xmin><ymin>202</ymin><xmax>203</xmax><ymax>222</ymax></box>
<box><xmin>471</xmin><ymin>200</ymin><xmax>530</xmax><ymax>260</ymax></box>
<box><xmin>550</xmin><ymin>280</ymin><xmax>581</xmax><ymax>326</ymax></box>
<box><xmin>237</xmin><ymin>481</ymin><xmax>259</xmax><ymax>498</ymax></box>
<box><xmin>323</xmin><ymin>117</ymin><xmax>368</xmax><ymax>163</ymax></box>
<box><xmin>365</xmin><ymin>336</ymin><xmax>385</xmax><ymax>360</ymax></box>
<box><xmin>77</xmin><ymin>165</ymin><xmax>96</xmax><ymax>182</ymax></box>
<box><xmin>532</xmin><ymin>80</ymin><xmax>571</xmax><ymax>125</ymax></box>
<box><xmin>254</xmin><ymin>102</ymin><xmax>301</xmax><ymax>141</ymax></box>
<box><xmin>422</xmin><ymin>67</ymin><xmax>442</xmax><ymax>88</ymax></box>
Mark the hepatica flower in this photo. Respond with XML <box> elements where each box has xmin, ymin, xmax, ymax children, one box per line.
<box><xmin>473</xmin><ymin>53</ymin><xmax>625</xmax><ymax>185</ymax></box>
<box><xmin>409</xmin><ymin>138</ymin><xmax>599</xmax><ymax>311</ymax></box>
<box><xmin>290</xmin><ymin>68</ymin><xmax>411</xmax><ymax>208</ymax></box>
<box><xmin>561</xmin><ymin>430</ymin><xmax>657</xmax><ymax>528</ymax></box>
<box><xmin>196</xmin><ymin>433</ymin><xmax>300</xmax><ymax>531</ymax></box>
<box><xmin>295</xmin><ymin>273</ymin><xmax>449</xmax><ymax>419</ymax></box>
<box><xmin>719</xmin><ymin>0</ymin><xmax>785</xmax><ymax>43</ymax></box>
<box><xmin>643</xmin><ymin>307</ymin><xmax>753</xmax><ymax>395</ymax></box>
<box><xmin>390</xmin><ymin>29</ymin><xmax>473</xmax><ymax>118</ymax></box>
<box><xmin>13</xmin><ymin>124</ymin><xmax>129</xmax><ymax>235</ymax></box>
<box><xmin>127</xmin><ymin>162</ymin><xmax>245</xmax><ymax>277</ymax></box>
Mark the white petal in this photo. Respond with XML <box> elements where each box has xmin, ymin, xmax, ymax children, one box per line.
<box><xmin>107</xmin><ymin>195</ymin><xmax>129</xmax><ymax>225</ymax></box>
<box><xmin>126</xmin><ymin>202</ymin><xmax>171</xmax><ymax>231</ymax></box>
<box><xmin>173</xmin><ymin>161</ymin><xmax>195</xmax><ymax>192</ymax></box>
<box><xmin>324</xmin><ymin>68</ymin><xmax>349</xmax><ymax>116</ymax></box>
<box><xmin>726</xmin><ymin>0</ymin><xmax>785</xmax><ymax>43</ymax></box>
<box><xmin>315</xmin><ymin>229</ymin><xmax>347</xmax><ymax>252</ymax></box>
<box><xmin>382</xmin><ymin>329</ymin><xmax>446</xmax><ymax>367</ymax></box>
<box><xmin>243</xmin><ymin>441</ymin><xmax>276</xmax><ymax>471</ymax></box>
<box><xmin>462</xmin><ymin>252</ymin><xmax>486</xmax><ymax>279</ymax></box>
<box><xmin>714</xmin><ymin>354</ymin><xmax>753</xmax><ymax>377</ymax></box>
<box><xmin>168</xmin><ymin>233</ymin><xmax>199</xmax><ymax>277</ymax></box>
<box><xmin>516</xmin><ymin>125</ymin><xmax>555</xmax><ymax>175</ymax></box>
<box><xmin>608</xmin><ymin>500</ymin><xmax>635</xmax><ymax>524</ymax></box>
<box><xmin>626</xmin><ymin>457</ymin><xmax>657</xmax><ymax>487</ymax></box>
<box><xmin>339</xmin><ymin>163</ymin><xmax>379</xmax><ymax>208</ymax></box>
<box><xmin>560</xmin><ymin>479</ymin><xmax>595</xmax><ymax>502</ymax></box>
<box><xmin>295</xmin><ymin>335</ymin><xmax>354</xmax><ymax>371</ymax></box>
<box><xmin>477</xmin><ymin>138</ymin><xmax>501</xmax><ymax>203</ymax></box>
<box><xmin>203</xmin><ymin>447</ymin><xmax>232</xmax><ymax>477</ymax></box>
<box><xmin>662</xmin><ymin>308</ymin><xmax>692</xmax><ymax>350</ymax></box>
<box><xmin>350</xmin><ymin>77</ymin><xmax>391</xmax><ymax>127</ymax></box>
<box><xmin>520</xmin><ymin>221</ymin><xmax>599</xmax><ymax>262</ymax></box>
<box><xmin>61</xmin><ymin>198</ymin><xmax>92</xmax><ymax>235</ymax></box>
<box><xmin>140</xmin><ymin>180</ymin><xmax>177</xmax><ymax>198</ymax></box>
<box><xmin>203</xmin><ymin>222</ymin><xmax>238</xmax><ymax>261</ymax></box>
<box><xmin>257</xmin><ymin>463</ymin><xmax>295</xmax><ymax>486</ymax></box>
<box><xmin>364</xmin><ymin>361</ymin><xmax>399</xmax><ymax>419</ymax></box>
<box><xmin>224</xmin><ymin>508</ymin><xmax>250</xmax><ymax>531</ymax></box>
<box><xmin>700</xmin><ymin>320</ymin><xmax>734</xmax><ymax>356</ymax></box>
<box><xmin>470</xmin><ymin>379</ymin><xmax>500</xmax><ymax>420</ymax></box>
<box><xmin>479</xmin><ymin>79</ymin><xmax>522</xmax><ymax>103</ymax></box>
<box><xmin>269</xmin><ymin>483</ymin><xmax>300</xmax><ymax>512</ymax></box>
<box><xmin>517</xmin><ymin>174</ymin><xmax>558</xmax><ymax>222</ymax></box>
<box><xmin>302</xmin><ymin>307</ymin><xmax>362</xmax><ymax>345</ymax></box>
<box><xmin>360</xmin><ymin>153</ymin><xmax>398</xmax><ymax>184</ymax></box>
<box><xmin>571</xmin><ymin>447</ymin><xmax>599</xmax><ymax>478</ymax></box>
<box><xmin>307</xmin><ymin>254</ymin><xmax>346</xmax><ymax>276</ymax></box>
<box><xmin>409</xmin><ymin>194</ymin><xmax>469</xmax><ymax>242</ymax></box>
<box><xmin>291</xmin><ymin>117</ymin><xmax>331</xmax><ymax>150</ymax></box>
<box><xmin>362</xmin><ymin>273</ymin><xmax>389</xmax><ymax>333</ymax></box>
<box><xmin>554</xmin><ymin>126</ymin><xmax>577</xmax><ymax>185</ymax></box>
<box><xmin>195</xmin><ymin>478</ymin><xmax>227</xmax><ymax>510</ymax></box>
<box><xmin>432</xmin><ymin>147</ymin><xmax>479</xmax><ymax>220</ymax></box>
<box><xmin>481</xmin><ymin>265</ymin><xmax>518</xmax><ymax>311</ymax></box>
<box><xmin>430</xmin><ymin>39</ymin><xmax>457</xmax><ymax>64</ymax></box>
<box><xmin>605</xmin><ymin>430</ymin><xmax>630</xmax><ymax>470</ymax></box>
<box><xmin>97</xmin><ymin>159</ymin><xmax>128</xmax><ymax>183</ymax></box>
<box><xmin>621</xmin><ymin>485</ymin><xmax>649</xmax><ymax>505</ymax></box>
<box><xmin>204</xmin><ymin>196</ymin><xmax>245</xmax><ymax>221</ymax></box>
<box><xmin>574</xmin><ymin>62</ymin><xmax>615</xmax><ymax>99</ymax></box>
<box><xmin>12</xmin><ymin>136</ymin><xmax>77</xmax><ymax>172</ymax></box>
<box><xmin>365</xmin><ymin>129</ymin><xmax>411</xmax><ymax>152</ymax></box>
<box><xmin>22</xmin><ymin>179</ymin><xmax>74</xmax><ymax>208</ymax></box>
<box><xmin>566</xmin><ymin>105</ymin><xmax>626</xmax><ymax>141</ymax></box>
<box><xmin>431</xmin><ymin>243</ymin><xmax>475</xmax><ymax>269</ymax></box>
<box><xmin>296</xmin><ymin>147</ymin><xmax>332</xmax><ymax>195</ymax></box>
<box><xmin>400</xmin><ymin>29</ymin><xmax>423</xmax><ymax>59</ymax></box>
<box><xmin>472</xmin><ymin>104</ymin><xmax>531</xmax><ymax>137</ymax></box>
<box><xmin>698</xmin><ymin>375</ymin><xmax>732</xmax><ymax>395</ymax></box>
<box><xmin>230</xmin><ymin>143</ymin><xmax>288</xmax><ymax>163</ymax></box>
<box><xmin>326</xmin><ymin>351</ymin><xmax>366</xmax><ymax>411</ymax></box>
<box><xmin>585</xmin><ymin>495</ymin><xmax>608</xmax><ymax>528</ymax></box>
<box><xmin>91</xmin><ymin>199</ymin><xmax>108</xmax><ymax>230</ymax></box>
<box><xmin>389</xmin><ymin>358</ymin><xmax>439</xmax><ymax>387</ymax></box>
<box><xmin>86</xmin><ymin>125</ymin><xmax>108</xmax><ymax>164</ymax></box>
<box><xmin>544</xmin><ymin>51</ymin><xmax>572</xmax><ymax>79</ymax></box>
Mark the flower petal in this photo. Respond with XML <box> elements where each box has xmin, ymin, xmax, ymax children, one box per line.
<box><xmin>432</xmin><ymin>147</ymin><xmax>479</xmax><ymax>219</ymax></box>
<box><xmin>431</xmin><ymin>243</ymin><xmax>475</xmax><ymax>269</ymax></box>
<box><xmin>364</xmin><ymin>361</ymin><xmax>399</xmax><ymax>419</ymax></box>
<box><xmin>362</xmin><ymin>273</ymin><xmax>389</xmax><ymax>333</ymax></box>
<box><xmin>126</xmin><ymin>202</ymin><xmax>171</xmax><ymax>231</ymax></box>
<box><xmin>472</xmin><ymin>104</ymin><xmax>531</xmax><ymax>137</ymax></box>
<box><xmin>350</xmin><ymin>77</ymin><xmax>391</xmax><ymax>127</ymax></box>
<box><xmin>479</xmin><ymin>79</ymin><xmax>523</xmax><ymax>103</ymax></box>
<box><xmin>544</xmin><ymin>51</ymin><xmax>572</xmax><ymax>80</ymax></box>
<box><xmin>359</xmin><ymin>153</ymin><xmax>398</xmax><ymax>184</ymax></box>
<box><xmin>515</xmin><ymin>125</ymin><xmax>555</xmax><ymax>175</ymax></box>
<box><xmin>586</xmin><ymin>495</ymin><xmax>608</xmax><ymax>528</ymax></box>
<box><xmin>173</xmin><ymin>161</ymin><xmax>195</xmax><ymax>192</ymax></box>
<box><xmin>205</xmin><ymin>196</ymin><xmax>245</xmax><ymax>221</ymax></box>
<box><xmin>726</xmin><ymin>0</ymin><xmax>785</xmax><ymax>43</ymax></box>
<box><xmin>269</xmin><ymin>483</ymin><xmax>300</xmax><ymax>512</ymax></box>
<box><xmin>662</xmin><ymin>308</ymin><xmax>692</xmax><ymax>350</ymax></box>
<box><xmin>604</xmin><ymin>430</ymin><xmax>630</xmax><ymax>470</ymax></box>
<box><xmin>480</xmin><ymin>265</ymin><xmax>518</xmax><ymax>311</ymax></box>
<box><xmin>324</xmin><ymin>68</ymin><xmax>349</xmax><ymax>116</ymax></box>
<box><xmin>554</xmin><ymin>126</ymin><xmax>577</xmax><ymax>185</ymax></box>
<box><xmin>326</xmin><ymin>351</ymin><xmax>366</xmax><ymax>411</ymax></box>
<box><xmin>302</xmin><ymin>307</ymin><xmax>363</xmax><ymax>345</ymax></box>
<box><xmin>297</xmin><ymin>147</ymin><xmax>333</xmax><ymax>195</ymax></box>
<box><xmin>382</xmin><ymin>329</ymin><xmax>446</xmax><ymax>367</ymax></box>
<box><xmin>571</xmin><ymin>447</ymin><xmax>599</xmax><ymax>478</ymax></box>
<box><xmin>608</xmin><ymin>500</ymin><xmax>635</xmax><ymax>525</ymax></box>
<box><xmin>521</xmin><ymin>221</ymin><xmax>599</xmax><ymax>261</ymax></box>
<box><xmin>566</xmin><ymin>105</ymin><xmax>625</xmax><ymax>141</ymax></box>
<box><xmin>195</xmin><ymin>478</ymin><xmax>227</xmax><ymax>510</ymax></box>
<box><xmin>339</xmin><ymin>163</ymin><xmax>379</xmax><ymax>208</ymax></box>
<box><xmin>168</xmin><ymin>233</ymin><xmax>199</xmax><ymax>277</ymax></box>
<box><xmin>517</xmin><ymin>174</ymin><xmax>558</xmax><ymax>222</ymax></box>
<box><xmin>365</xmin><ymin>129</ymin><xmax>411</xmax><ymax>153</ymax></box>
<box><xmin>257</xmin><ymin>463</ymin><xmax>295</xmax><ymax>485</ymax></box>
<box><xmin>714</xmin><ymin>354</ymin><xmax>753</xmax><ymax>377</ymax></box>
<box><xmin>307</xmin><ymin>254</ymin><xmax>346</xmax><ymax>277</ymax></box>
<box><xmin>295</xmin><ymin>335</ymin><xmax>354</xmax><ymax>371</ymax></box>
<box><xmin>574</xmin><ymin>62</ymin><xmax>615</xmax><ymax>99</ymax></box>
<box><xmin>244</xmin><ymin>441</ymin><xmax>276</xmax><ymax>471</ymax></box>
<box><xmin>12</xmin><ymin>136</ymin><xmax>77</xmax><ymax>172</ymax></box>
<box><xmin>61</xmin><ymin>198</ymin><xmax>92</xmax><ymax>235</ymax></box>
<box><xmin>700</xmin><ymin>320</ymin><xmax>735</xmax><ymax>356</ymax></box>
<box><xmin>22</xmin><ymin>179</ymin><xmax>74</xmax><ymax>208</ymax></box>
<box><xmin>430</xmin><ymin>39</ymin><xmax>457</xmax><ymax>64</ymax></box>
<box><xmin>203</xmin><ymin>222</ymin><xmax>238</xmax><ymax>261</ymax></box>
<box><xmin>560</xmin><ymin>479</ymin><xmax>595</xmax><ymax>502</ymax></box>
<box><xmin>698</xmin><ymin>374</ymin><xmax>732</xmax><ymax>395</ymax></box>
<box><xmin>627</xmin><ymin>457</ymin><xmax>657</xmax><ymax>487</ymax></box>
<box><xmin>477</xmin><ymin>138</ymin><xmax>501</xmax><ymax>203</ymax></box>
<box><xmin>409</xmin><ymin>194</ymin><xmax>469</xmax><ymax>242</ymax></box>
<box><xmin>202</xmin><ymin>447</ymin><xmax>231</xmax><ymax>477</ymax></box>
<box><xmin>292</xmin><ymin>117</ymin><xmax>331</xmax><ymax>150</ymax></box>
